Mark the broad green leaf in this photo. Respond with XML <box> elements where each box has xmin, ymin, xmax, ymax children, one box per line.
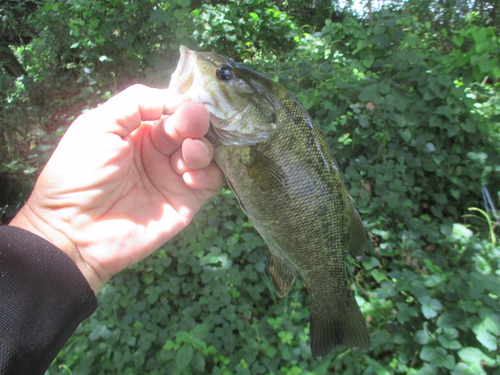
<box><xmin>191</xmin><ymin>337</ymin><xmax>206</xmax><ymax>350</ymax></box>
<box><xmin>420</xmin><ymin>296</ymin><xmax>443</xmax><ymax>319</ymax></box>
<box><xmin>479</xmin><ymin>57</ymin><xmax>499</xmax><ymax>74</ymax></box>
<box><xmin>491</xmin><ymin>66</ymin><xmax>500</xmax><ymax>79</ymax></box>
<box><xmin>175</xmin><ymin>331</ymin><xmax>191</xmax><ymax>342</ymax></box>
<box><xmin>422</xmin><ymin>304</ymin><xmax>438</xmax><ymax>319</ymax></box>
<box><xmin>452</xmin><ymin>35</ymin><xmax>464</xmax><ymax>47</ymax></box>
<box><xmin>471</xmin><ymin>27</ymin><xmax>486</xmax><ymax>44</ymax></box>
<box><xmin>363</xmin><ymin>56</ymin><xmax>374</xmax><ymax>68</ymax></box>
<box><xmin>451</xmin><ymin>224</ymin><xmax>473</xmax><ymax>240</ymax></box>
<box><xmin>447</xmin><ymin>124</ymin><xmax>460</xmax><ymax>137</ymax></box>
<box><xmin>174</xmin><ymin>8</ymin><xmax>189</xmax><ymax>21</ymax></box>
<box><xmin>361</xmin><ymin>354</ymin><xmax>390</xmax><ymax>375</ymax></box>
<box><xmin>438</xmin><ymin>335</ymin><xmax>461</xmax><ymax>350</ymax></box>
<box><xmin>482</xmin><ymin>315</ymin><xmax>500</xmax><ymax>336</ymax></box>
<box><xmin>476</xmin><ymin>331</ymin><xmax>497</xmax><ymax>351</ymax></box>
<box><xmin>163</xmin><ymin>340</ymin><xmax>175</xmax><ymax>351</ymax></box>
<box><xmin>423</xmin><ymin>143</ymin><xmax>436</xmax><ymax>152</ymax></box>
<box><xmin>399</xmin><ymin>129</ymin><xmax>411</xmax><ymax>142</ymax></box>
<box><xmin>443</xmin><ymin>327</ymin><xmax>459</xmax><ymax>340</ymax></box>
<box><xmin>451</xmin><ymin>363</ymin><xmax>487</xmax><ymax>375</ymax></box>
<box><xmin>458</xmin><ymin>347</ymin><xmax>495</xmax><ymax>366</ymax></box>
<box><xmin>371</xmin><ymin>269</ymin><xmax>387</xmax><ymax>283</ymax></box>
<box><xmin>475</xmin><ymin>40</ymin><xmax>489</xmax><ymax>54</ymax></box>
<box><xmin>362</xmin><ymin>256</ymin><xmax>380</xmax><ymax>270</ymax></box>
<box><xmin>420</xmin><ymin>345</ymin><xmax>434</xmax><ymax>361</ymax></box>
<box><xmin>414</xmin><ymin>330</ymin><xmax>430</xmax><ymax>345</ymax></box>
<box><xmin>359</xmin><ymin>84</ymin><xmax>378</xmax><ymax>102</ymax></box>
<box><xmin>176</xmin><ymin>344</ymin><xmax>193</xmax><ymax>369</ymax></box>
<box><xmin>421</xmin><ymin>346</ymin><xmax>455</xmax><ymax>369</ymax></box>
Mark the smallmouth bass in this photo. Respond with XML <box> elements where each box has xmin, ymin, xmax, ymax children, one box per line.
<box><xmin>168</xmin><ymin>46</ymin><xmax>370</xmax><ymax>360</ymax></box>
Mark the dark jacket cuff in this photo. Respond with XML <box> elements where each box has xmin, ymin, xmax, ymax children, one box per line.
<box><xmin>0</xmin><ymin>226</ymin><xmax>97</xmax><ymax>375</ymax></box>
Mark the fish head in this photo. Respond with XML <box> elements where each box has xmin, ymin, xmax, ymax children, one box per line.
<box><xmin>169</xmin><ymin>46</ymin><xmax>279</xmax><ymax>146</ymax></box>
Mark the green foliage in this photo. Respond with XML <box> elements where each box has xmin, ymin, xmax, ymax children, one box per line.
<box><xmin>1</xmin><ymin>1</ymin><xmax>500</xmax><ymax>373</ymax></box>
<box><xmin>443</xmin><ymin>16</ymin><xmax>500</xmax><ymax>83</ymax></box>
<box><xmin>192</xmin><ymin>0</ymin><xmax>298</xmax><ymax>61</ymax></box>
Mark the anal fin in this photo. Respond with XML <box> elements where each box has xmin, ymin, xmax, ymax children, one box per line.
<box><xmin>268</xmin><ymin>250</ymin><xmax>297</xmax><ymax>298</ymax></box>
<box><xmin>346</xmin><ymin>201</ymin><xmax>367</xmax><ymax>261</ymax></box>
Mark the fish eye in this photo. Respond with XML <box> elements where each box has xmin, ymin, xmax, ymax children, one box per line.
<box><xmin>216</xmin><ymin>66</ymin><xmax>233</xmax><ymax>81</ymax></box>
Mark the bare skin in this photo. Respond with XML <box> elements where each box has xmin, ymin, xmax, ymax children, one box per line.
<box><xmin>10</xmin><ymin>84</ymin><xmax>224</xmax><ymax>294</ymax></box>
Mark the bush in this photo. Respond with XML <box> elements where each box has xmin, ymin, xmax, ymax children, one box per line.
<box><xmin>2</xmin><ymin>3</ymin><xmax>499</xmax><ymax>374</ymax></box>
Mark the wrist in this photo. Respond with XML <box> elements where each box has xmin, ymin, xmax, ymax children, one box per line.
<box><xmin>9</xmin><ymin>202</ymin><xmax>104</xmax><ymax>294</ymax></box>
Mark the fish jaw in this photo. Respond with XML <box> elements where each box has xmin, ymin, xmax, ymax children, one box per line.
<box><xmin>168</xmin><ymin>46</ymin><xmax>278</xmax><ymax>146</ymax></box>
<box><xmin>169</xmin><ymin>45</ymin><xmax>195</xmax><ymax>96</ymax></box>
<box><xmin>168</xmin><ymin>46</ymin><xmax>239</xmax><ymax>124</ymax></box>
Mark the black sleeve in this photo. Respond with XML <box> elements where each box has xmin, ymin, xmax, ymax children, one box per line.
<box><xmin>0</xmin><ymin>226</ymin><xmax>97</xmax><ymax>375</ymax></box>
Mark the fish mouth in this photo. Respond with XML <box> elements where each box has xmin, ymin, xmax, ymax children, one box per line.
<box><xmin>170</xmin><ymin>45</ymin><xmax>194</xmax><ymax>95</ymax></box>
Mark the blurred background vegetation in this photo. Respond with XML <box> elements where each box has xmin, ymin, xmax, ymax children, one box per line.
<box><xmin>1</xmin><ymin>0</ymin><xmax>500</xmax><ymax>374</ymax></box>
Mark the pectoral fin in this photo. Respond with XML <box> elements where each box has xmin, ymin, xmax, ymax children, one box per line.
<box><xmin>268</xmin><ymin>250</ymin><xmax>297</xmax><ymax>298</ymax></box>
<box><xmin>244</xmin><ymin>146</ymin><xmax>288</xmax><ymax>192</ymax></box>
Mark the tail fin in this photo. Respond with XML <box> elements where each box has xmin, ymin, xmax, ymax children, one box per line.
<box><xmin>310</xmin><ymin>295</ymin><xmax>370</xmax><ymax>361</ymax></box>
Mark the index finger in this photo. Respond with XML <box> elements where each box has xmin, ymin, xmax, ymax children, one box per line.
<box><xmin>151</xmin><ymin>103</ymin><xmax>210</xmax><ymax>156</ymax></box>
<box><xmin>94</xmin><ymin>84</ymin><xmax>181</xmax><ymax>137</ymax></box>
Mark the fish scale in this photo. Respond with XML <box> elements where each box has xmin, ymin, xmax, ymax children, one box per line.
<box><xmin>168</xmin><ymin>46</ymin><xmax>370</xmax><ymax>360</ymax></box>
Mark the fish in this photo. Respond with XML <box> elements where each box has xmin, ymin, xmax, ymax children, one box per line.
<box><xmin>167</xmin><ymin>45</ymin><xmax>370</xmax><ymax>360</ymax></box>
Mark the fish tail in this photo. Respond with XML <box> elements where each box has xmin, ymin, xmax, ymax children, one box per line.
<box><xmin>310</xmin><ymin>295</ymin><xmax>370</xmax><ymax>361</ymax></box>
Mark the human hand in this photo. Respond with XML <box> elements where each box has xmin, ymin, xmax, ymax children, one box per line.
<box><xmin>10</xmin><ymin>84</ymin><xmax>224</xmax><ymax>294</ymax></box>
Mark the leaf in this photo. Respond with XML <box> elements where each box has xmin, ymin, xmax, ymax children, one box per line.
<box><xmin>163</xmin><ymin>340</ymin><xmax>175</xmax><ymax>350</ymax></box>
<box><xmin>423</xmin><ymin>143</ymin><xmax>436</xmax><ymax>152</ymax></box>
<box><xmin>458</xmin><ymin>347</ymin><xmax>495</xmax><ymax>367</ymax></box>
<box><xmin>482</xmin><ymin>315</ymin><xmax>500</xmax><ymax>336</ymax></box>
<box><xmin>452</xmin><ymin>35</ymin><xmax>464</xmax><ymax>47</ymax></box>
<box><xmin>363</xmin><ymin>56</ymin><xmax>374</xmax><ymax>68</ymax></box>
<box><xmin>420</xmin><ymin>345</ymin><xmax>434</xmax><ymax>361</ymax></box>
<box><xmin>471</xmin><ymin>27</ymin><xmax>486</xmax><ymax>44</ymax></box>
<box><xmin>420</xmin><ymin>296</ymin><xmax>443</xmax><ymax>319</ymax></box>
<box><xmin>476</xmin><ymin>331</ymin><xmax>497</xmax><ymax>351</ymax></box>
<box><xmin>399</xmin><ymin>129</ymin><xmax>411</xmax><ymax>142</ymax></box>
<box><xmin>176</xmin><ymin>344</ymin><xmax>193</xmax><ymax>369</ymax></box>
<box><xmin>359</xmin><ymin>84</ymin><xmax>378</xmax><ymax>102</ymax></box>
<box><xmin>191</xmin><ymin>338</ymin><xmax>206</xmax><ymax>350</ymax></box>
<box><xmin>414</xmin><ymin>330</ymin><xmax>430</xmax><ymax>345</ymax></box>
<box><xmin>361</xmin><ymin>354</ymin><xmax>391</xmax><ymax>375</ymax></box>
<box><xmin>174</xmin><ymin>8</ymin><xmax>189</xmax><ymax>21</ymax></box>
<box><xmin>421</xmin><ymin>346</ymin><xmax>455</xmax><ymax>369</ymax></box>
<box><xmin>479</xmin><ymin>57</ymin><xmax>498</xmax><ymax>74</ymax></box>
<box><xmin>175</xmin><ymin>331</ymin><xmax>190</xmax><ymax>342</ymax></box>
<box><xmin>362</xmin><ymin>256</ymin><xmax>380</xmax><ymax>270</ymax></box>
<box><xmin>438</xmin><ymin>334</ymin><xmax>461</xmax><ymax>350</ymax></box>
<box><xmin>447</xmin><ymin>124</ymin><xmax>460</xmax><ymax>138</ymax></box>
<box><xmin>370</xmin><ymin>269</ymin><xmax>387</xmax><ymax>282</ymax></box>
<box><xmin>451</xmin><ymin>363</ymin><xmax>487</xmax><ymax>375</ymax></box>
<box><xmin>491</xmin><ymin>66</ymin><xmax>500</xmax><ymax>79</ymax></box>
